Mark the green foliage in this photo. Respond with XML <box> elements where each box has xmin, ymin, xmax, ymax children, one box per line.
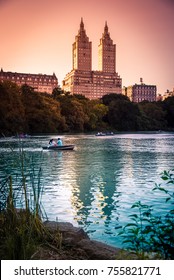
<box><xmin>102</xmin><ymin>93</ymin><xmax>129</xmax><ymax>106</ymax></box>
<box><xmin>138</xmin><ymin>102</ymin><xmax>167</xmax><ymax>130</ymax></box>
<box><xmin>57</xmin><ymin>94</ymin><xmax>108</xmax><ymax>132</ymax></box>
<box><xmin>52</xmin><ymin>86</ymin><xmax>64</xmax><ymax>98</ymax></box>
<box><xmin>21</xmin><ymin>86</ymin><xmax>67</xmax><ymax>133</ymax></box>
<box><xmin>0</xmin><ymin>82</ymin><xmax>174</xmax><ymax>134</ymax></box>
<box><xmin>0</xmin><ymin>81</ymin><xmax>26</xmax><ymax>135</ymax></box>
<box><xmin>104</xmin><ymin>98</ymin><xmax>141</xmax><ymax>131</ymax></box>
<box><xmin>64</xmin><ymin>99</ymin><xmax>88</xmax><ymax>131</ymax></box>
<box><xmin>118</xmin><ymin>170</ymin><xmax>174</xmax><ymax>259</ymax></box>
<box><xmin>162</xmin><ymin>96</ymin><xmax>174</xmax><ymax>129</ymax></box>
<box><xmin>87</xmin><ymin>100</ymin><xmax>108</xmax><ymax>130</ymax></box>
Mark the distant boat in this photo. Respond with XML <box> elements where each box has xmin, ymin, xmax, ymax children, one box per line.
<box><xmin>12</xmin><ymin>133</ymin><xmax>31</xmax><ymax>139</ymax></box>
<box><xmin>42</xmin><ymin>144</ymin><xmax>75</xmax><ymax>151</ymax></box>
<box><xmin>19</xmin><ymin>134</ymin><xmax>31</xmax><ymax>138</ymax></box>
<box><xmin>95</xmin><ymin>132</ymin><xmax>106</xmax><ymax>136</ymax></box>
<box><xmin>95</xmin><ymin>132</ymin><xmax>114</xmax><ymax>136</ymax></box>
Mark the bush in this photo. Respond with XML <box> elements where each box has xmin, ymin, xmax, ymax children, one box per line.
<box><xmin>118</xmin><ymin>170</ymin><xmax>174</xmax><ymax>259</ymax></box>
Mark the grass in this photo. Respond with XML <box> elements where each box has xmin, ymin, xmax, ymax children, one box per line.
<box><xmin>0</xmin><ymin>141</ymin><xmax>62</xmax><ymax>259</ymax></box>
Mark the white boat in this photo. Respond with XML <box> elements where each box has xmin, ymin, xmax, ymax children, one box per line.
<box><xmin>95</xmin><ymin>132</ymin><xmax>114</xmax><ymax>136</ymax></box>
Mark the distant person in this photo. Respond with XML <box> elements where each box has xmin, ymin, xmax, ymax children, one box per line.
<box><xmin>49</xmin><ymin>139</ymin><xmax>56</xmax><ymax>146</ymax></box>
<box><xmin>57</xmin><ymin>138</ymin><xmax>63</xmax><ymax>146</ymax></box>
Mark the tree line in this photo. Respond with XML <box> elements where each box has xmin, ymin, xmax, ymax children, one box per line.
<box><xmin>0</xmin><ymin>81</ymin><xmax>174</xmax><ymax>136</ymax></box>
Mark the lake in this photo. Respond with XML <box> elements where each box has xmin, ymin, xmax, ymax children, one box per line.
<box><xmin>0</xmin><ymin>132</ymin><xmax>174</xmax><ymax>248</ymax></box>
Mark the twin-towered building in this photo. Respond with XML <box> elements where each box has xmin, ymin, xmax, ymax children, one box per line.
<box><xmin>62</xmin><ymin>18</ymin><xmax>122</xmax><ymax>99</ymax></box>
<box><xmin>0</xmin><ymin>19</ymin><xmax>122</xmax><ymax>99</ymax></box>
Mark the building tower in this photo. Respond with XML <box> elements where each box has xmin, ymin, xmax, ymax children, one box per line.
<box><xmin>62</xmin><ymin>19</ymin><xmax>122</xmax><ymax>99</ymax></box>
<box><xmin>98</xmin><ymin>22</ymin><xmax>116</xmax><ymax>73</ymax></box>
<box><xmin>72</xmin><ymin>18</ymin><xmax>92</xmax><ymax>71</ymax></box>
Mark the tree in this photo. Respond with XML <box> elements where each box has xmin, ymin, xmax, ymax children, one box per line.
<box><xmin>102</xmin><ymin>93</ymin><xmax>129</xmax><ymax>106</ymax></box>
<box><xmin>101</xmin><ymin>94</ymin><xmax>140</xmax><ymax>131</ymax></box>
<box><xmin>138</xmin><ymin>102</ymin><xmax>167</xmax><ymax>130</ymax></box>
<box><xmin>0</xmin><ymin>81</ymin><xmax>25</xmax><ymax>135</ymax></box>
<box><xmin>59</xmin><ymin>96</ymin><xmax>89</xmax><ymax>131</ymax></box>
<box><xmin>21</xmin><ymin>85</ymin><xmax>66</xmax><ymax>133</ymax></box>
<box><xmin>162</xmin><ymin>97</ymin><xmax>174</xmax><ymax>129</ymax></box>
<box><xmin>52</xmin><ymin>86</ymin><xmax>64</xmax><ymax>98</ymax></box>
<box><xmin>85</xmin><ymin>101</ymin><xmax>108</xmax><ymax>130</ymax></box>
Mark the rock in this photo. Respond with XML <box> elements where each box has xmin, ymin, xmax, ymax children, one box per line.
<box><xmin>43</xmin><ymin>221</ymin><xmax>89</xmax><ymax>245</ymax></box>
<box><xmin>77</xmin><ymin>239</ymin><xmax>122</xmax><ymax>260</ymax></box>
<box><xmin>43</xmin><ymin>220</ymin><xmax>124</xmax><ymax>259</ymax></box>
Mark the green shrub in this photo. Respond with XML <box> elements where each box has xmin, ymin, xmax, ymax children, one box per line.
<box><xmin>118</xmin><ymin>170</ymin><xmax>174</xmax><ymax>259</ymax></box>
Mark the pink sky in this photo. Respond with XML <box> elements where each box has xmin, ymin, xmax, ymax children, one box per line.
<box><xmin>0</xmin><ymin>0</ymin><xmax>173</xmax><ymax>95</ymax></box>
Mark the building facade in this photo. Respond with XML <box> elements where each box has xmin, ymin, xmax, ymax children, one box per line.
<box><xmin>62</xmin><ymin>19</ymin><xmax>122</xmax><ymax>99</ymax></box>
<box><xmin>0</xmin><ymin>68</ymin><xmax>58</xmax><ymax>94</ymax></box>
<box><xmin>123</xmin><ymin>80</ymin><xmax>157</xmax><ymax>103</ymax></box>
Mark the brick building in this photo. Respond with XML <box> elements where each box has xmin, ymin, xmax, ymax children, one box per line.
<box><xmin>123</xmin><ymin>79</ymin><xmax>156</xmax><ymax>102</ymax></box>
<box><xmin>0</xmin><ymin>68</ymin><xmax>58</xmax><ymax>94</ymax></box>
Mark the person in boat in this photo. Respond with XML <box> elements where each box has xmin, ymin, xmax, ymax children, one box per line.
<box><xmin>49</xmin><ymin>139</ymin><xmax>56</xmax><ymax>146</ymax></box>
<box><xmin>57</xmin><ymin>138</ymin><xmax>63</xmax><ymax>146</ymax></box>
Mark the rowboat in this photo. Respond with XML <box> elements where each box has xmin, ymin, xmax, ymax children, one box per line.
<box><xmin>42</xmin><ymin>145</ymin><xmax>75</xmax><ymax>151</ymax></box>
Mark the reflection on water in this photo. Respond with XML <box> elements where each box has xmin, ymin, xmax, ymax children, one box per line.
<box><xmin>0</xmin><ymin>132</ymin><xmax>174</xmax><ymax>248</ymax></box>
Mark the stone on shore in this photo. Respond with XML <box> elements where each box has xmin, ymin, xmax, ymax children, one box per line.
<box><xmin>43</xmin><ymin>220</ymin><xmax>123</xmax><ymax>260</ymax></box>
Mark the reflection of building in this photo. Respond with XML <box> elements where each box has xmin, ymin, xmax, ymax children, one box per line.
<box><xmin>123</xmin><ymin>78</ymin><xmax>156</xmax><ymax>102</ymax></box>
<box><xmin>71</xmin><ymin>148</ymin><xmax>120</xmax><ymax>229</ymax></box>
<box><xmin>62</xmin><ymin>18</ymin><xmax>122</xmax><ymax>99</ymax></box>
<box><xmin>0</xmin><ymin>68</ymin><xmax>58</xmax><ymax>94</ymax></box>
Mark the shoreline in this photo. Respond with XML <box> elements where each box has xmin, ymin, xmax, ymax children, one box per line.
<box><xmin>33</xmin><ymin>220</ymin><xmax>126</xmax><ymax>260</ymax></box>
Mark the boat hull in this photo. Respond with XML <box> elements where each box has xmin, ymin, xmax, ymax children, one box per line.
<box><xmin>42</xmin><ymin>145</ymin><xmax>75</xmax><ymax>150</ymax></box>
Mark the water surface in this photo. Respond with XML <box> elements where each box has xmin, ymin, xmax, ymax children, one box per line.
<box><xmin>0</xmin><ymin>132</ymin><xmax>174</xmax><ymax>248</ymax></box>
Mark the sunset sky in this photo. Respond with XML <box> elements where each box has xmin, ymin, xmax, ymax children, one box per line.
<box><xmin>0</xmin><ymin>0</ymin><xmax>173</xmax><ymax>95</ymax></box>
